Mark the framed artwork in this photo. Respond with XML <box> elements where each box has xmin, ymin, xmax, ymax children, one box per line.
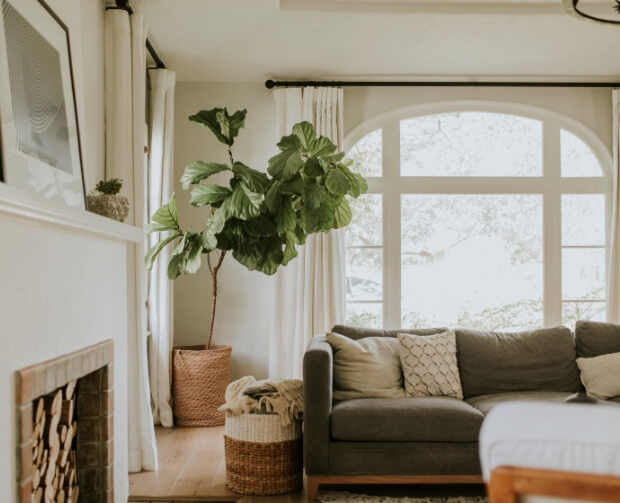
<box><xmin>0</xmin><ymin>0</ymin><xmax>86</xmax><ymax>208</ymax></box>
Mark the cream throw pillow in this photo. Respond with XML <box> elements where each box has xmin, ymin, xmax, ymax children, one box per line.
<box><xmin>576</xmin><ymin>351</ymin><xmax>620</xmax><ymax>400</ymax></box>
<box><xmin>398</xmin><ymin>330</ymin><xmax>463</xmax><ymax>400</ymax></box>
<box><xmin>326</xmin><ymin>332</ymin><xmax>406</xmax><ymax>400</ymax></box>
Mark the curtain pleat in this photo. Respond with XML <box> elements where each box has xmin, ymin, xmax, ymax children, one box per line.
<box><xmin>147</xmin><ymin>69</ymin><xmax>177</xmax><ymax>428</ymax></box>
<box><xmin>269</xmin><ymin>87</ymin><xmax>346</xmax><ymax>378</ymax></box>
<box><xmin>607</xmin><ymin>89</ymin><xmax>620</xmax><ymax>322</ymax></box>
<box><xmin>105</xmin><ymin>9</ymin><xmax>157</xmax><ymax>472</ymax></box>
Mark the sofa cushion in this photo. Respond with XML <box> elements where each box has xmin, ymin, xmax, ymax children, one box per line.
<box><xmin>330</xmin><ymin>397</ymin><xmax>484</xmax><ymax>442</ymax></box>
<box><xmin>575</xmin><ymin>321</ymin><xmax>620</xmax><ymax>358</ymax></box>
<box><xmin>331</xmin><ymin>324</ymin><xmax>449</xmax><ymax>341</ymax></box>
<box><xmin>466</xmin><ymin>391</ymin><xmax>576</xmax><ymax>415</ymax></box>
<box><xmin>456</xmin><ymin>327</ymin><xmax>581</xmax><ymax>398</ymax></box>
<box><xmin>577</xmin><ymin>352</ymin><xmax>620</xmax><ymax>399</ymax></box>
<box><xmin>326</xmin><ymin>332</ymin><xmax>406</xmax><ymax>400</ymax></box>
<box><xmin>398</xmin><ymin>331</ymin><xmax>463</xmax><ymax>399</ymax></box>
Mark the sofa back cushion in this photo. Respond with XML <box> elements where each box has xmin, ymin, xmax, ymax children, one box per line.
<box><xmin>326</xmin><ymin>332</ymin><xmax>406</xmax><ymax>400</ymax></box>
<box><xmin>331</xmin><ymin>324</ymin><xmax>449</xmax><ymax>341</ymax></box>
<box><xmin>456</xmin><ymin>327</ymin><xmax>581</xmax><ymax>398</ymax></box>
<box><xmin>575</xmin><ymin>320</ymin><xmax>620</xmax><ymax>358</ymax></box>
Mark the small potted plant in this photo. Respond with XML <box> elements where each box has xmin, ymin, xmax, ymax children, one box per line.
<box><xmin>87</xmin><ymin>178</ymin><xmax>130</xmax><ymax>222</ymax></box>
<box><xmin>146</xmin><ymin>108</ymin><xmax>367</xmax><ymax>426</ymax></box>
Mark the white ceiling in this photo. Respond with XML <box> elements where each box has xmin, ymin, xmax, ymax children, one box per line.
<box><xmin>140</xmin><ymin>0</ymin><xmax>620</xmax><ymax>82</ymax></box>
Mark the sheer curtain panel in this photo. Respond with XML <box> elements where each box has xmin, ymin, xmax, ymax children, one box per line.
<box><xmin>269</xmin><ymin>87</ymin><xmax>346</xmax><ymax>378</ymax></box>
<box><xmin>147</xmin><ymin>69</ymin><xmax>176</xmax><ymax>428</ymax></box>
<box><xmin>104</xmin><ymin>8</ymin><xmax>157</xmax><ymax>472</ymax></box>
<box><xmin>608</xmin><ymin>89</ymin><xmax>620</xmax><ymax>322</ymax></box>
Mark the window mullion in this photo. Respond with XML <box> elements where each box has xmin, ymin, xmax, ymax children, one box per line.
<box><xmin>543</xmin><ymin>120</ymin><xmax>562</xmax><ymax>327</ymax></box>
<box><xmin>382</xmin><ymin>120</ymin><xmax>401</xmax><ymax>329</ymax></box>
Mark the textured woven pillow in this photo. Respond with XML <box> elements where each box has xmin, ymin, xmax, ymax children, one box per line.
<box><xmin>326</xmin><ymin>332</ymin><xmax>406</xmax><ymax>400</ymax></box>
<box><xmin>398</xmin><ymin>330</ymin><xmax>463</xmax><ymax>400</ymax></box>
<box><xmin>577</xmin><ymin>351</ymin><xmax>620</xmax><ymax>399</ymax></box>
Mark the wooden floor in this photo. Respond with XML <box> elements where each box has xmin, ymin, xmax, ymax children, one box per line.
<box><xmin>128</xmin><ymin>426</ymin><xmax>306</xmax><ymax>503</ymax></box>
<box><xmin>128</xmin><ymin>426</ymin><xmax>486</xmax><ymax>503</ymax></box>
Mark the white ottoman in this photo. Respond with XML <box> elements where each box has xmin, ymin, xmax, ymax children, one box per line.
<box><xmin>479</xmin><ymin>401</ymin><xmax>620</xmax><ymax>503</ymax></box>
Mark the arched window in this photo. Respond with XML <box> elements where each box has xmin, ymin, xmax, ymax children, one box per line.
<box><xmin>344</xmin><ymin>104</ymin><xmax>610</xmax><ymax>331</ymax></box>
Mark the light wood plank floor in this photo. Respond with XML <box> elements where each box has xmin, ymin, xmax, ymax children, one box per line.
<box><xmin>128</xmin><ymin>426</ymin><xmax>306</xmax><ymax>503</ymax></box>
<box><xmin>128</xmin><ymin>426</ymin><xmax>486</xmax><ymax>503</ymax></box>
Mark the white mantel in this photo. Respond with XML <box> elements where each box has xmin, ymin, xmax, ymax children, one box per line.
<box><xmin>0</xmin><ymin>186</ymin><xmax>138</xmax><ymax>502</ymax></box>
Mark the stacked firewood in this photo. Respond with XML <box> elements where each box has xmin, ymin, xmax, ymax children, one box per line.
<box><xmin>31</xmin><ymin>380</ymin><xmax>79</xmax><ymax>503</ymax></box>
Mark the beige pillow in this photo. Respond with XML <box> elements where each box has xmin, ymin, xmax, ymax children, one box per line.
<box><xmin>398</xmin><ymin>330</ymin><xmax>463</xmax><ymax>400</ymax></box>
<box><xmin>576</xmin><ymin>351</ymin><xmax>620</xmax><ymax>399</ymax></box>
<box><xmin>326</xmin><ymin>332</ymin><xmax>406</xmax><ymax>400</ymax></box>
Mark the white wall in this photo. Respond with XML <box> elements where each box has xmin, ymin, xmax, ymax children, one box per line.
<box><xmin>172</xmin><ymin>83</ymin><xmax>613</xmax><ymax>381</ymax></box>
<box><xmin>0</xmin><ymin>1</ymin><xmax>130</xmax><ymax>501</ymax></box>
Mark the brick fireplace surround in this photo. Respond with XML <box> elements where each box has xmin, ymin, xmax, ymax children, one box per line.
<box><xmin>16</xmin><ymin>340</ymin><xmax>114</xmax><ymax>502</ymax></box>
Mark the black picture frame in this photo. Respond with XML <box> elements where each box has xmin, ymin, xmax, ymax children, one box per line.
<box><xmin>0</xmin><ymin>0</ymin><xmax>87</xmax><ymax>209</ymax></box>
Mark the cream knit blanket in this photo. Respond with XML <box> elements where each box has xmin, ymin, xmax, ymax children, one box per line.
<box><xmin>218</xmin><ymin>376</ymin><xmax>303</xmax><ymax>426</ymax></box>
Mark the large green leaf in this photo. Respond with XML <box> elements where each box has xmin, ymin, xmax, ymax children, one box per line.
<box><xmin>325</xmin><ymin>169</ymin><xmax>352</xmax><ymax>196</ymax></box>
<box><xmin>277</xmin><ymin>134</ymin><xmax>301</xmax><ymax>152</ymax></box>
<box><xmin>282</xmin><ymin>232</ymin><xmax>298</xmax><ymax>266</ymax></box>
<box><xmin>189</xmin><ymin>108</ymin><xmax>247</xmax><ymax>146</ymax></box>
<box><xmin>303</xmin><ymin>158</ymin><xmax>323</xmax><ymax>178</ymax></box>
<box><xmin>190</xmin><ymin>184</ymin><xmax>232</xmax><ymax>207</ymax></box>
<box><xmin>232</xmin><ymin>162</ymin><xmax>269</xmax><ymax>193</ymax></box>
<box><xmin>292</xmin><ymin>121</ymin><xmax>316</xmax><ymax>150</ymax></box>
<box><xmin>229</xmin><ymin>181</ymin><xmax>262</xmax><ymax>221</ymax></box>
<box><xmin>258</xmin><ymin>236</ymin><xmax>284</xmax><ymax>275</ymax></box>
<box><xmin>309</xmin><ymin>136</ymin><xmax>337</xmax><ymax>157</ymax></box>
<box><xmin>146</xmin><ymin>195</ymin><xmax>179</xmax><ymax>234</ymax></box>
<box><xmin>145</xmin><ymin>231</ymin><xmax>181</xmax><ymax>270</ymax></box>
<box><xmin>232</xmin><ymin>239</ymin><xmax>263</xmax><ymax>271</ymax></box>
<box><xmin>243</xmin><ymin>214</ymin><xmax>277</xmax><ymax>237</ymax></box>
<box><xmin>268</xmin><ymin>150</ymin><xmax>305</xmax><ymax>181</ymax></box>
<box><xmin>219</xmin><ymin>109</ymin><xmax>247</xmax><ymax>145</ymax></box>
<box><xmin>302</xmin><ymin>207</ymin><xmax>321</xmax><ymax>233</ymax></box>
<box><xmin>303</xmin><ymin>182</ymin><xmax>325</xmax><ymax>209</ymax></box>
<box><xmin>201</xmin><ymin>227</ymin><xmax>218</xmax><ymax>252</ymax></box>
<box><xmin>185</xmin><ymin>234</ymin><xmax>203</xmax><ymax>274</ymax></box>
<box><xmin>333</xmin><ymin>198</ymin><xmax>352</xmax><ymax>228</ymax></box>
<box><xmin>167</xmin><ymin>253</ymin><xmax>187</xmax><ymax>279</ymax></box>
<box><xmin>181</xmin><ymin>161</ymin><xmax>229</xmax><ymax>190</ymax></box>
<box><xmin>275</xmin><ymin>196</ymin><xmax>296</xmax><ymax>233</ymax></box>
<box><xmin>265</xmin><ymin>181</ymin><xmax>283</xmax><ymax>213</ymax></box>
<box><xmin>280</xmin><ymin>177</ymin><xmax>304</xmax><ymax>195</ymax></box>
<box><xmin>319</xmin><ymin>200</ymin><xmax>336</xmax><ymax>231</ymax></box>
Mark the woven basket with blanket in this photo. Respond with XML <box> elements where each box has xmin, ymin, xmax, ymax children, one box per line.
<box><xmin>219</xmin><ymin>376</ymin><xmax>303</xmax><ymax>495</ymax></box>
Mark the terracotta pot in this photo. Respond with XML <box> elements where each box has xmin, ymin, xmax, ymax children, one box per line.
<box><xmin>172</xmin><ymin>344</ymin><xmax>232</xmax><ymax>426</ymax></box>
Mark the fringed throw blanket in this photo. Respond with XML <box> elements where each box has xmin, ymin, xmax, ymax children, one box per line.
<box><xmin>218</xmin><ymin>376</ymin><xmax>303</xmax><ymax>426</ymax></box>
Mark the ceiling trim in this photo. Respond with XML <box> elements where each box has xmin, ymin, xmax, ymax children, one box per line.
<box><xmin>279</xmin><ymin>0</ymin><xmax>609</xmax><ymax>15</ymax></box>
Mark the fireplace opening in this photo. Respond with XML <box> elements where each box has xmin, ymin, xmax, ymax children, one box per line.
<box><xmin>16</xmin><ymin>340</ymin><xmax>114</xmax><ymax>503</ymax></box>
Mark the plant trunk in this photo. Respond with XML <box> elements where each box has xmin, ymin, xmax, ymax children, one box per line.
<box><xmin>207</xmin><ymin>250</ymin><xmax>227</xmax><ymax>349</ymax></box>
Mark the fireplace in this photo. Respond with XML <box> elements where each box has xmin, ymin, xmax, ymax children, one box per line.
<box><xmin>16</xmin><ymin>340</ymin><xmax>114</xmax><ymax>503</ymax></box>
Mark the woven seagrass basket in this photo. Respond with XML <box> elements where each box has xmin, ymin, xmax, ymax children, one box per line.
<box><xmin>224</xmin><ymin>414</ymin><xmax>303</xmax><ymax>495</ymax></box>
<box><xmin>172</xmin><ymin>345</ymin><xmax>231</xmax><ymax>426</ymax></box>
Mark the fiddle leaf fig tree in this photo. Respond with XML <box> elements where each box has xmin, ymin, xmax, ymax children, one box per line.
<box><xmin>145</xmin><ymin>108</ymin><xmax>367</xmax><ymax>348</ymax></box>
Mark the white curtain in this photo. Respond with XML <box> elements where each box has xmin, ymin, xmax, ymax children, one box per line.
<box><xmin>608</xmin><ymin>89</ymin><xmax>620</xmax><ymax>322</ymax></box>
<box><xmin>269</xmin><ymin>87</ymin><xmax>346</xmax><ymax>378</ymax></box>
<box><xmin>147</xmin><ymin>69</ymin><xmax>176</xmax><ymax>428</ymax></box>
<box><xmin>105</xmin><ymin>9</ymin><xmax>157</xmax><ymax>472</ymax></box>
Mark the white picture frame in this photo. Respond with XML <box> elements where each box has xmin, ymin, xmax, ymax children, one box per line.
<box><xmin>0</xmin><ymin>0</ymin><xmax>86</xmax><ymax>209</ymax></box>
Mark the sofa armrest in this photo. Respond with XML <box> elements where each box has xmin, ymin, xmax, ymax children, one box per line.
<box><xmin>303</xmin><ymin>335</ymin><xmax>333</xmax><ymax>474</ymax></box>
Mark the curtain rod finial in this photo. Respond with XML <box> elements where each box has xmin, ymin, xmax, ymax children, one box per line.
<box><xmin>265</xmin><ymin>80</ymin><xmax>275</xmax><ymax>89</ymax></box>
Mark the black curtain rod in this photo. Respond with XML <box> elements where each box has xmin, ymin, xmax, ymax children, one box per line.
<box><xmin>108</xmin><ymin>1</ymin><xmax>166</xmax><ymax>69</ymax></box>
<box><xmin>265</xmin><ymin>79</ymin><xmax>620</xmax><ymax>89</ymax></box>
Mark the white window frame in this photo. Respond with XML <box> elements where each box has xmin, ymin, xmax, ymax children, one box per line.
<box><xmin>344</xmin><ymin>100</ymin><xmax>612</xmax><ymax>330</ymax></box>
